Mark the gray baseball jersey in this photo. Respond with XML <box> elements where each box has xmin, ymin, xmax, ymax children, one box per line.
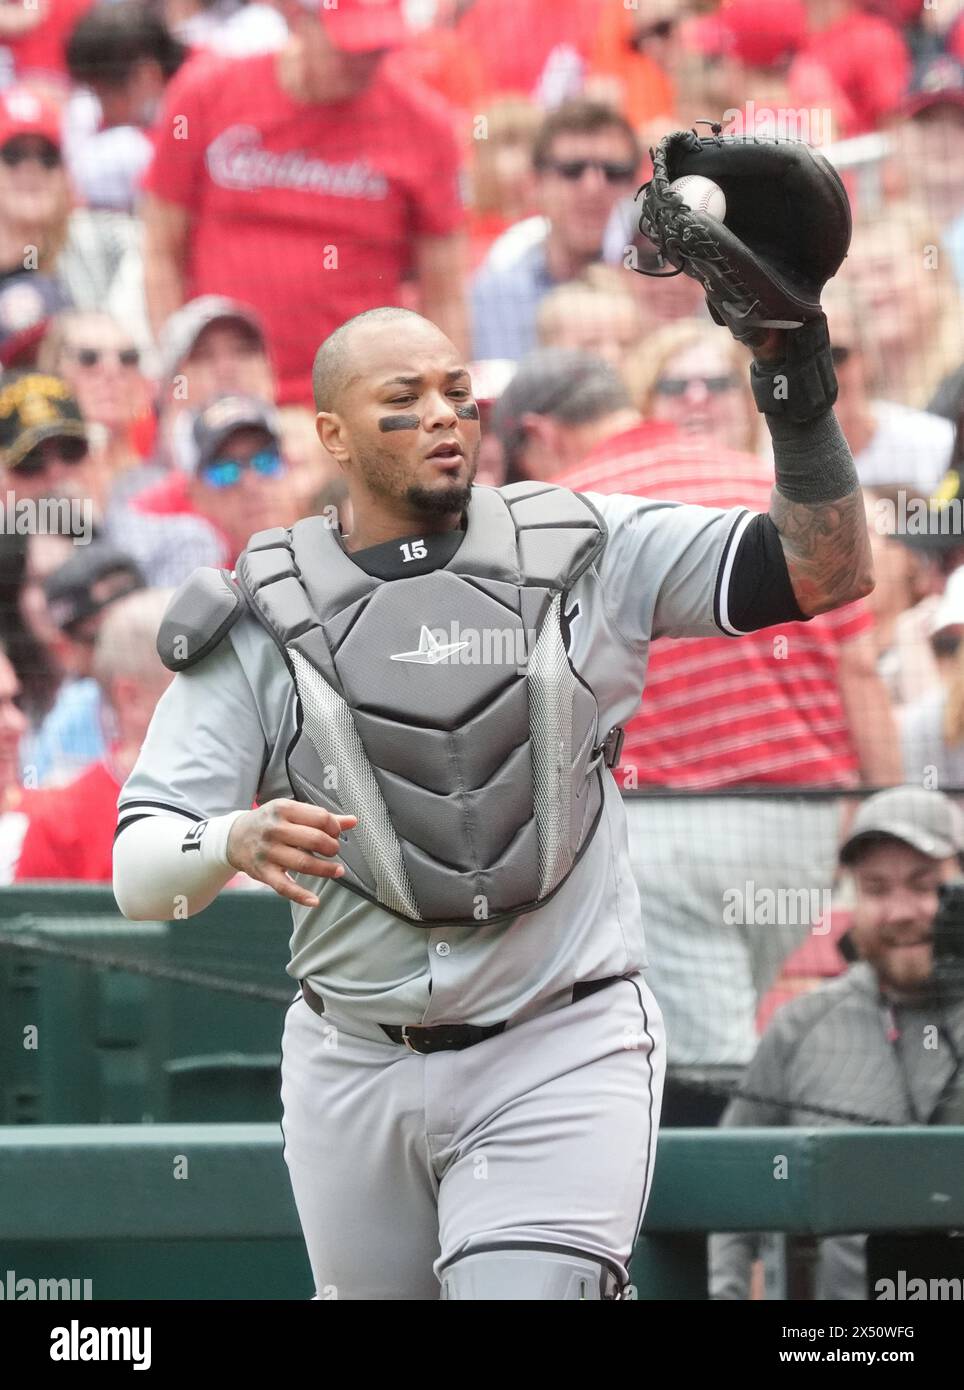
<box><xmin>119</xmin><ymin>490</ymin><xmax>747</xmax><ymax>1027</ymax></box>
<box><xmin>118</xmin><ymin>486</ymin><xmax>757</xmax><ymax>1298</ymax></box>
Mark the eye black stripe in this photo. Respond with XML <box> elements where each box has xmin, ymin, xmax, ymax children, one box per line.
<box><xmin>378</xmin><ymin>415</ymin><xmax>420</xmax><ymax>432</ymax></box>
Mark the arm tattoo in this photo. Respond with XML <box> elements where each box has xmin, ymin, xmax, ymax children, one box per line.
<box><xmin>769</xmin><ymin>485</ymin><xmax>874</xmax><ymax>617</ymax></box>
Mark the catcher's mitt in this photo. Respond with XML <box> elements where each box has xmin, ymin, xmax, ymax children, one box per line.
<box><xmin>635</xmin><ymin>122</ymin><xmax>852</xmax><ymax>421</ymax></box>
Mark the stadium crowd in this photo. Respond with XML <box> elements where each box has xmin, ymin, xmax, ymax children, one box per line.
<box><xmin>1</xmin><ymin>0</ymin><xmax>964</xmax><ymax>1297</ymax></box>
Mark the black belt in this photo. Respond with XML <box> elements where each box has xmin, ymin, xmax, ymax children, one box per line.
<box><xmin>299</xmin><ymin>974</ymin><xmax>625</xmax><ymax>1055</ymax></box>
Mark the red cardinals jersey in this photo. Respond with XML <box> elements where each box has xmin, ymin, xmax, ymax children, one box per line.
<box><xmin>146</xmin><ymin>51</ymin><xmax>464</xmax><ymax>404</ymax></box>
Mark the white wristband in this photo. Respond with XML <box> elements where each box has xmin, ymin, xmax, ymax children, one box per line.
<box><xmin>193</xmin><ymin>809</ymin><xmax>247</xmax><ymax>867</ymax></box>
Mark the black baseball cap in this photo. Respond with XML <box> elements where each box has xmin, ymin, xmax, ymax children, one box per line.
<box><xmin>0</xmin><ymin>371</ymin><xmax>87</xmax><ymax>471</ymax></box>
<box><xmin>44</xmin><ymin>542</ymin><xmax>145</xmax><ymax>635</ymax></box>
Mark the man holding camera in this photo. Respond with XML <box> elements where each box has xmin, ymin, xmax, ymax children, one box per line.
<box><xmin>710</xmin><ymin>785</ymin><xmax>964</xmax><ymax>1300</ymax></box>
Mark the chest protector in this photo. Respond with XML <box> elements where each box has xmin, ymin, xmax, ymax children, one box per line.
<box><xmin>167</xmin><ymin>483</ymin><xmax>617</xmax><ymax>927</ymax></box>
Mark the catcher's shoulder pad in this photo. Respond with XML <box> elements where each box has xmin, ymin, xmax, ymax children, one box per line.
<box><xmin>156</xmin><ymin>566</ymin><xmax>245</xmax><ymax>672</ymax></box>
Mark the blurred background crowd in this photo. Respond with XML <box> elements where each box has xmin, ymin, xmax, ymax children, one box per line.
<box><xmin>1</xmin><ymin>0</ymin><xmax>964</xmax><ymax>1199</ymax></box>
<box><xmin>2</xmin><ymin>0</ymin><xmax>964</xmax><ymax>829</ymax></box>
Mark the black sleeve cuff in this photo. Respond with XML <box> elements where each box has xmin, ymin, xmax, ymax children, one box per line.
<box><xmin>720</xmin><ymin>512</ymin><xmax>809</xmax><ymax>633</ymax></box>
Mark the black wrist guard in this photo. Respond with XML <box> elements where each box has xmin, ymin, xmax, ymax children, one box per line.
<box><xmin>749</xmin><ymin>315</ymin><xmax>838</xmax><ymax>424</ymax></box>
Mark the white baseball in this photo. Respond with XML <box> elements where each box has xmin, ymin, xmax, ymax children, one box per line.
<box><xmin>669</xmin><ymin>175</ymin><xmax>726</xmax><ymax>221</ymax></box>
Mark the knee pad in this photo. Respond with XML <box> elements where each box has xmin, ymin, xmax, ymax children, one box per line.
<box><xmin>439</xmin><ymin>1246</ymin><xmax>625</xmax><ymax>1300</ymax></box>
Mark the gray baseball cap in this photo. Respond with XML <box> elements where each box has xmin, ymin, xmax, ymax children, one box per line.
<box><xmin>840</xmin><ymin>786</ymin><xmax>964</xmax><ymax>864</ymax></box>
<box><xmin>180</xmin><ymin>393</ymin><xmax>281</xmax><ymax>475</ymax></box>
<box><xmin>492</xmin><ymin>349</ymin><xmax>631</xmax><ymax>477</ymax></box>
<box><xmin>157</xmin><ymin>295</ymin><xmax>265</xmax><ymax>382</ymax></box>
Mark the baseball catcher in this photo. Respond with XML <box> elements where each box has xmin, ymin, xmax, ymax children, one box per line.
<box><xmin>112</xmin><ymin>125</ymin><xmax>872</xmax><ymax>1297</ymax></box>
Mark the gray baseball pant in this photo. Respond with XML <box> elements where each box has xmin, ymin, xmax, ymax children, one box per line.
<box><xmin>279</xmin><ymin>972</ymin><xmax>664</xmax><ymax>1300</ymax></box>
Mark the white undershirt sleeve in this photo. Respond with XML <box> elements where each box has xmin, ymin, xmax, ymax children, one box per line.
<box><xmin>113</xmin><ymin>810</ymin><xmax>248</xmax><ymax>921</ymax></box>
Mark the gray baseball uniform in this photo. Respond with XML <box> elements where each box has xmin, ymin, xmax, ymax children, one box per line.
<box><xmin>117</xmin><ymin>487</ymin><xmax>750</xmax><ymax>1299</ymax></box>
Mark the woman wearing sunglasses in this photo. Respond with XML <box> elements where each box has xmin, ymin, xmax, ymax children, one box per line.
<box><xmin>624</xmin><ymin>318</ymin><xmax>765</xmax><ymax>457</ymax></box>
<box><xmin>38</xmin><ymin>310</ymin><xmax>151</xmax><ymax>484</ymax></box>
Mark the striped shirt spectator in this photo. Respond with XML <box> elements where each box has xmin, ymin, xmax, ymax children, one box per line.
<box><xmin>560</xmin><ymin>425</ymin><xmax>872</xmax><ymax>791</ymax></box>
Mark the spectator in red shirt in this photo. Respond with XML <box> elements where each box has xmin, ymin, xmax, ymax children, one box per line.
<box><xmin>0</xmin><ymin>87</ymin><xmax>71</xmax><ymax>281</ymax></box>
<box><xmin>494</xmin><ymin>349</ymin><xmax>902</xmax><ymax>1124</ymax></box>
<box><xmin>16</xmin><ymin>586</ymin><xmax>173</xmax><ymax>882</ymax></box>
<box><xmin>789</xmin><ymin>0</ymin><xmax>911</xmax><ymax>137</ymax></box>
<box><xmin>452</xmin><ymin>0</ymin><xmax>604</xmax><ymax>106</ymax></box>
<box><xmin>0</xmin><ymin>0</ymin><xmax>93</xmax><ymax>90</ymax></box>
<box><xmin>143</xmin><ymin>0</ymin><xmax>467</xmax><ymax>406</ymax></box>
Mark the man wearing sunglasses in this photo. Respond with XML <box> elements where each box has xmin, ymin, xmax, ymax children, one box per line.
<box><xmin>0</xmin><ymin>84</ymin><xmax>62</xmax><ymax>178</ymax></box>
<box><xmin>0</xmin><ymin>87</ymin><xmax>68</xmax><ymax>290</ymax></box>
<box><xmin>471</xmin><ymin>100</ymin><xmax>641</xmax><ymax>361</ymax></box>
<box><xmin>180</xmin><ymin>394</ymin><xmax>296</xmax><ymax>569</ymax></box>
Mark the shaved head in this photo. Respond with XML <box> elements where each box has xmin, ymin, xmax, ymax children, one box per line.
<box><xmin>312</xmin><ymin>309</ymin><xmax>482</xmax><ymax>541</ymax></box>
<box><xmin>312</xmin><ymin>307</ymin><xmax>433</xmax><ymax>415</ymax></box>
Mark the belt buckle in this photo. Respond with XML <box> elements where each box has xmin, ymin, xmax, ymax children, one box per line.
<box><xmin>400</xmin><ymin>1025</ymin><xmax>423</xmax><ymax>1054</ymax></box>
